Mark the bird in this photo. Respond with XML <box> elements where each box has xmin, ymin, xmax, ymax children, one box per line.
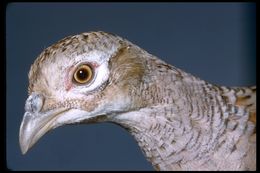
<box><xmin>19</xmin><ymin>31</ymin><xmax>256</xmax><ymax>171</ymax></box>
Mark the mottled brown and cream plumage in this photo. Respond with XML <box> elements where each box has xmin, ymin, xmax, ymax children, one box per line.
<box><xmin>19</xmin><ymin>31</ymin><xmax>256</xmax><ymax>171</ymax></box>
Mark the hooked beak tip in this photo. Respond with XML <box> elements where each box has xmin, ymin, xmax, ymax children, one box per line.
<box><xmin>21</xmin><ymin>146</ymin><xmax>28</xmax><ymax>155</ymax></box>
<box><xmin>19</xmin><ymin>127</ymin><xmax>30</xmax><ymax>155</ymax></box>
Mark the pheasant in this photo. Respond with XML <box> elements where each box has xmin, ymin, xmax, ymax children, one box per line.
<box><xmin>19</xmin><ymin>31</ymin><xmax>256</xmax><ymax>171</ymax></box>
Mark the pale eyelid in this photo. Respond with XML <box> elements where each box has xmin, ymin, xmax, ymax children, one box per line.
<box><xmin>65</xmin><ymin>59</ymin><xmax>109</xmax><ymax>95</ymax></box>
<box><xmin>65</xmin><ymin>61</ymin><xmax>97</xmax><ymax>91</ymax></box>
<box><xmin>72</xmin><ymin>63</ymin><xmax>96</xmax><ymax>85</ymax></box>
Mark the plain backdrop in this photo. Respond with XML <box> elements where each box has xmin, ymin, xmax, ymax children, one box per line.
<box><xmin>6</xmin><ymin>3</ymin><xmax>256</xmax><ymax>171</ymax></box>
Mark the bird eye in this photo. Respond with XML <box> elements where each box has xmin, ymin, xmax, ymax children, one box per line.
<box><xmin>73</xmin><ymin>64</ymin><xmax>93</xmax><ymax>84</ymax></box>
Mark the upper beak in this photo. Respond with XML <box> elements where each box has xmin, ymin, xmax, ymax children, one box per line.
<box><xmin>19</xmin><ymin>92</ymin><xmax>102</xmax><ymax>154</ymax></box>
<box><xmin>19</xmin><ymin>92</ymin><xmax>69</xmax><ymax>154</ymax></box>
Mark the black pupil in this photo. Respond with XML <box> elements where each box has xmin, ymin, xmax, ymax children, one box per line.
<box><xmin>77</xmin><ymin>68</ymin><xmax>88</xmax><ymax>81</ymax></box>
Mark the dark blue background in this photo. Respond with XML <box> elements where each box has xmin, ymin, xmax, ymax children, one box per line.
<box><xmin>6</xmin><ymin>3</ymin><xmax>256</xmax><ymax>170</ymax></box>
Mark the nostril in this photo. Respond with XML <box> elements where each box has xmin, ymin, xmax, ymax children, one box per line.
<box><xmin>25</xmin><ymin>92</ymin><xmax>44</xmax><ymax>113</ymax></box>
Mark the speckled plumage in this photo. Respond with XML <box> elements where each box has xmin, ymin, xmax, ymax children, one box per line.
<box><xmin>19</xmin><ymin>31</ymin><xmax>256</xmax><ymax>171</ymax></box>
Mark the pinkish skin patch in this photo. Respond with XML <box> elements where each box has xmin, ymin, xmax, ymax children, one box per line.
<box><xmin>64</xmin><ymin>62</ymin><xmax>100</xmax><ymax>91</ymax></box>
<box><xmin>65</xmin><ymin>65</ymin><xmax>75</xmax><ymax>91</ymax></box>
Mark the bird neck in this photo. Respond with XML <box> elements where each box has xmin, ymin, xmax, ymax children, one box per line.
<box><xmin>111</xmin><ymin>70</ymin><xmax>255</xmax><ymax>170</ymax></box>
<box><xmin>112</xmin><ymin>104</ymin><xmax>214</xmax><ymax>170</ymax></box>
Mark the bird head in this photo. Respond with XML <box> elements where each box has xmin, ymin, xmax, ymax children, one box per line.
<box><xmin>19</xmin><ymin>31</ymin><xmax>149</xmax><ymax>154</ymax></box>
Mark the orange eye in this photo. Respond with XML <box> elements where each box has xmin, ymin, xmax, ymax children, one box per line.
<box><xmin>73</xmin><ymin>64</ymin><xmax>93</xmax><ymax>84</ymax></box>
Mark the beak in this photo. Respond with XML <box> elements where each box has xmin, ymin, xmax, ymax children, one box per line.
<box><xmin>19</xmin><ymin>92</ymin><xmax>104</xmax><ymax>155</ymax></box>
<box><xmin>19</xmin><ymin>92</ymin><xmax>73</xmax><ymax>154</ymax></box>
<box><xmin>19</xmin><ymin>107</ymin><xmax>69</xmax><ymax>154</ymax></box>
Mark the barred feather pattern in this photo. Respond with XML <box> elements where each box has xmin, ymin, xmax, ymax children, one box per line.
<box><xmin>112</xmin><ymin>57</ymin><xmax>256</xmax><ymax>171</ymax></box>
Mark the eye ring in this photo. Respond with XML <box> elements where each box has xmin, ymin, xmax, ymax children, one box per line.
<box><xmin>73</xmin><ymin>64</ymin><xmax>94</xmax><ymax>84</ymax></box>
